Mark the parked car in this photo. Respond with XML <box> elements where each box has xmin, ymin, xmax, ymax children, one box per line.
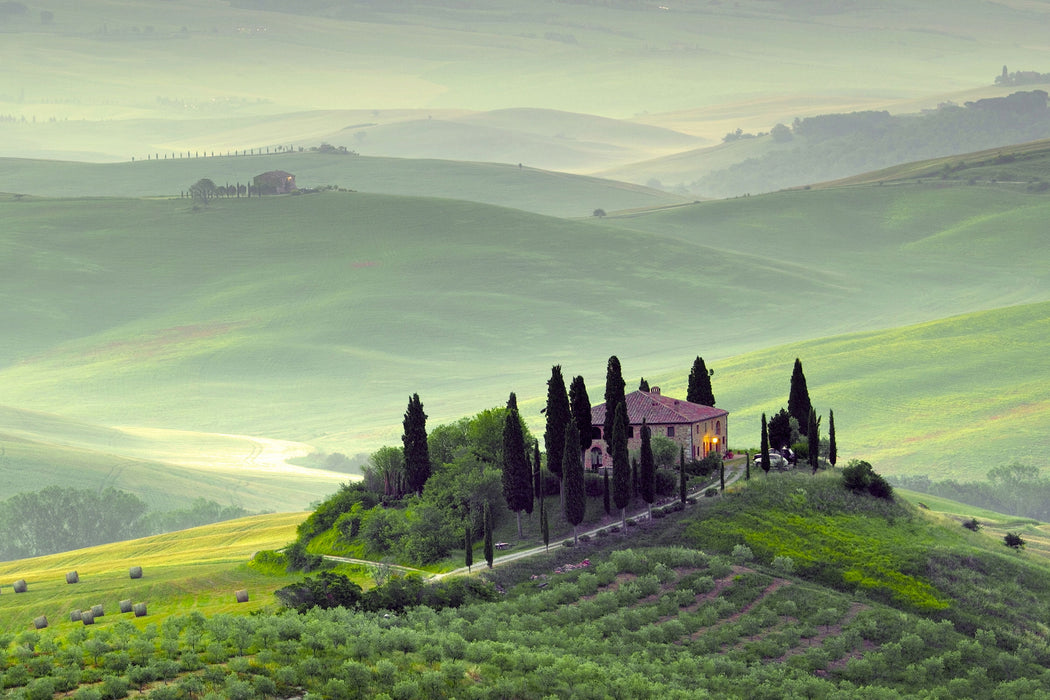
<box><xmin>754</xmin><ymin>452</ymin><xmax>788</xmax><ymax>469</ymax></box>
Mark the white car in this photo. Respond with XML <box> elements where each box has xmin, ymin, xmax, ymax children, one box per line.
<box><xmin>754</xmin><ymin>452</ymin><xmax>788</xmax><ymax>469</ymax></box>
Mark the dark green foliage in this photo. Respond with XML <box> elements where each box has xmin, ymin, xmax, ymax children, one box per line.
<box><xmin>402</xmin><ymin>393</ymin><xmax>431</xmax><ymax>496</ymax></box>
<box><xmin>533</xmin><ymin>441</ymin><xmax>542</xmax><ymax>511</ymax></box>
<box><xmin>768</xmin><ymin>408</ymin><xmax>796</xmax><ymax>450</ymax></box>
<box><xmin>841</xmin><ymin>460</ymin><xmax>893</xmax><ymax>500</ymax></box>
<box><xmin>296</xmin><ymin>482</ymin><xmax>377</xmax><ymax>541</ymax></box>
<box><xmin>562</xmin><ymin>421</ymin><xmax>586</xmax><ymax>541</ymax></box>
<box><xmin>679</xmin><ymin>446</ymin><xmax>686</xmax><ymax>504</ymax></box>
<box><xmin>545</xmin><ymin>365</ymin><xmax>571</xmax><ymax>481</ymax></box>
<box><xmin>464</xmin><ymin>525</ymin><xmax>473</xmax><ymax>572</ymax></box>
<box><xmin>807</xmin><ymin>407</ymin><xmax>819</xmax><ymax>471</ymax></box>
<box><xmin>603</xmin><ymin>356</ymin><xmax>626</xmax><ymax>452</ymax></box>
<box><xmin>604</xmin><ymin>469</ymin><xmax>611</xmax><ymax>515</ymax></box>
<box><xmin>760</xmin><ymin>413</ymin><xmax>771</xmax><ymax>475</ymax></box>
<box><xmin>540</xmin><ymin>498</ymin><xmax>550</xmax><ymax>553</ymax></box>
<box><xmin>687</xmin><ymin>356</ymin><xmax>715</xmax><ymax>406</ymax></box>
<box><xmin>788</xmin><ymin>358</ymin><xmax>812</xmax><ymax>430</ymax></box>
<box><xmin>611</xmin><ymin>401</ymin><xmax>631</xmax><ymax>517</ymax></box>
<box><xmin>483</xmin><ymin>504</ymin><xmax>494</xmax><ymax>569</ymax></box>
<box><xmin>568</xmin><ymin>374</ymin><xmax>592</xmax><ymax>455</ymax></box>
<box><xmin>962</xmin><ymin>518</ymin><xmax>981</xmax><ymax>532</ymax></box>
<box><xmin>283</xmin><ymin>540</ymin><xmax>324</xmax><ymax>573</ymax></box>
<box><xmin>275</xmin><ymin>571</ymin><xmax>363</xmax><ymax>613</ymax></box>
<box><xmin>719</xmin><ymin>456</ymin><xmax>725</xmax><ymax>492</ymax></box>
<box><xmin>501</xmin><ymin>393</ymin><xmax>533</xmax><ymax>532</ymax></box>
<box><xmin>828</xmin><ymin>409</ymin><xmax>837</xmax><ymax>466</ymax></box>
<box><xmin>638</xmin><ymin>377</ymin><xmax>649</xmax><ymax>392</ymax></box>
<box><xmin>1004</xmin><ymin>532</ymin><xmax>1025</xmax><ymax>549</ymax></box>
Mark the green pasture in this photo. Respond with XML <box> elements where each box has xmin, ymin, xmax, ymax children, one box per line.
<box><xmin>0</xmin><ymin>513</ymin><xmax>304</xmax><ymax>634</ymax></box>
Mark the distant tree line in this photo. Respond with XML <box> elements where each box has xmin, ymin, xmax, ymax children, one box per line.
<box><xmin>0</xmin><ymin>487</ymin><xmax>251</xmax><ymax>560</ymax></box>
<box><xmin>892</xmin><ymin>463</ymin><xmax>1050</xmax><ymax>521</ymax></box>
<box><xmin>995</xmin><ymin>65</ymin><xmax>1050</xmax><ymax>86</ymax></box>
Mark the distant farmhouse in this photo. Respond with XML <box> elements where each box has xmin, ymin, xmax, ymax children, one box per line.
<box><xmin>589</xmin><ymin>387</ymin><xmax>728</xmax><ymax>470</ymax></box>
<box><xmin>253</xmin><ymin>170</ymin><xmax>296</xmax><ymax>195</ymax></box>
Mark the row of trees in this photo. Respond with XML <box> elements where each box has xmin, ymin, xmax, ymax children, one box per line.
<box><xmin>758</xmin><ymin>358</ymin><xmax>837</xmax><ymax>474</ymax></box>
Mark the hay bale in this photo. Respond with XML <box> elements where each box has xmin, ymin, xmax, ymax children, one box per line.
<box><xmin>70</xmin><ymin>609</ymin><xmax>82</xmax><ymax>622</ymax></box>
<box><xmin>90</xmin><ymin>604</ymin><xmax>104</xmax><ymax>618</ymax></box>
<box><xmin>133</xmin><ymin>603</ymin><xmax>147</xmax><ymax>617</ymax></box>
<box><xmin>235</xmin><ymin>589</ymin><xmax>249</xmax><ymax>603</ymax></box>
<box><xmin>13</xmin><ymin>579</ymin><xmax>27</xmax><ymax>593</ymax></box>
<box><xmin>66</xmin><ymin>571</ymin><xmax>79</xmax><ymax>584</ymax></box>
<box><xmin>129</xmin><ymin>566</ymin><xmax>143</xmax><ymax>579</ymax></box>
<box><xmin>81</xmin><ymin>610</ymin><xmax>95</xmax><ymax>625</ymax></box>
<box><xmin>119</xmin><ymin>599</ymin><xmax>133</xmax><ymax>613</ymax></box>
<box><xmin>33</xmin><ymin>615</ymin><xmax>47</xmax><ymax>629</ymax></box>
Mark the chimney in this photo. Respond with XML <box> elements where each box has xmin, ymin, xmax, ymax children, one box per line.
<box><xmin>651</xmin><ymin>387</ymin><xmax>661</xmax><ymax>395</ymax></box>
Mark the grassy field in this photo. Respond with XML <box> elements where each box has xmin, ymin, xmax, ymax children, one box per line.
<box><xmin>0</xmin><ymin>513</ymin><xmax>305</xmax><ymax>634</ymax></box>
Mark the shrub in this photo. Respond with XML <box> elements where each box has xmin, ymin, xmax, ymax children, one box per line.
<box><xmin>962</xmin><ymin>518</ymin><xmax>981</xmax><ymax>532</ymax></box>
<box><xmin>732</xmin><ymin>544</ymin><xmax>755</xmax><ymax>563</ymax></box>
<box><xmin>772</xmin><ymin>555</ymin><xmax>796</xmax><ymax>574</ymax></box>
<box><xmin>578</xmin><ymin>534</ymin><xmax>591</xmax><ymax>543</ymax></box>
<box><xmin>562</xmin><ymin>540</ymin><xmax>574</xmax><ymax>548</ymax></box>
<box><xmin>1005</xmin><ymin>532</ymin><xmax>1026</xmax><ymax>549</ymax></box>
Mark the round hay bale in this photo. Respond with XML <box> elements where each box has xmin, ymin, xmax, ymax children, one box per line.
<box><xmin>66</xmin><ymin>571</ymin><xmax>79</xmax><ymax>584</ymax></box>
<box><xmin>13</xmin><ymin>579</ymin><xmax>27</xmax><ymax>593</ymax></box>
<box><xmin>119</xmin><ymin>599</ymin><xmax>133</xmax><ymax>613</ymax></box>
<box><xmin>81</xmin><ymin>610</ymin><xmax>95</xmax><ymax>625</ymax></box>
<box><xmin>234</xmin><ymin>589</ymin><xmax>249</xmax><ymax>603</ymax></box>
<box><xmin>133</xmin><ymin>603</ymin><xmax>147</xmax><ymax>617</ymax></box>
<box><xmin>70</xmin><ymin>609</ymin><xmax>82</xmax><ymax>622</ymax></box>
<box><xmin>90</xmin><ymin>604</ymin><xmax>104</xmax><ymax>618</ymax></box>
<box><xmin>33</xmin><ymin>615</ymin><xmax>47</xmax><ymax>629</ymax></box>
<box><xmin>129</xmin><ymin>566</ymin><xmax>143</xmax><ymax>579</ymax></box>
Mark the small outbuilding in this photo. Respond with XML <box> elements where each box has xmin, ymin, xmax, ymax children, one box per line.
<box><xmin>253</xmin><ymin>170</ymin><xmax>296</xmax><ymax>194</ymax></box>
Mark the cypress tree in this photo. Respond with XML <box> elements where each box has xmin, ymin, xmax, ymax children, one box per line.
<box><xmin>562</xmin><ymin>420</ymin><xmax>586</xmax><ymax>545</ymax></box>
<box><xmin>788</xmin><ymin>358</ymin><xmax>812</xmax><ymax>429</ymax></box>
<box><xmin>719</xmin><ymin>456</ymin><xmax>725</xmax><ymax>493</ymax></box>
<box><xmin>603</xmin><ymin>469</ymin><xmax>611</xmax><ymax>515</ymax></box>
<box><xmin>611</xmin><ymin>401</ymin><xmax>631</xmax><ymax>530</ymax></box>
<box><xmin>808</xmin><ymin>407</ymin><xmax>819</xmax><ymax>473</ymax></box>
<box><xmin>568</xmin><ymin>374</ymin><xmax>592</xmax><ymax>461</ymax></box>
<box><xmin>464</xmin><ymin>525</ymin><xmax>472</xmax><ymax>573</ymax></box>
<box><xmin>687</xmin><ymin>356</ymin><xmax>716</xmax><ymax>406</ymax></box>
<box><xmin>402</xmin><ymin>393</ymin><xmax>430</xmax><ymax>496</ymax></box>
<box><xmin>639</xmin><ymin>420</ymin><xmax>655</xmax><ymax>520</ymax></box>
<box><xmin>603</xmin><ymin>356</ymin><xmax>626</xmax><ymax>453</ymax></box>
<box><xmin>540</xmin><ymin>498</ymin><xmax>550</xmax><ymax>553</ymax></box>
<box><xmin>745</xmin><ymin>451</ymin><xmax>751</xmax><ymax>481</ymax></box>
<box><xmin>760</xmin><ymin>413</ymin><xmax>771</xmax><ymax>475</ymax></box>
<box><xmin>533</xmin><ymin>441</ymin><xmax>543</xmax><ymax>508</ymax></box>
<box><xmin>828</xmin><ymin>409</ymin><xmax>837</xmax><ymax>466</ymax></box>
<box><xmin>501</xmin><ymin>393</ymin><xmax>532</xmax><ymax>538</ymax></box>
<box><xmin>638</xmin><ymin>377</ymin><xmax>650</xmax><ymax>392</ymax></box>
<box><xmin>483</xmin><ymin>505</ymin><xmax>494</xmax><ymax>569</ymax></box>
<box><xmin>544</xmin><ymin>366</ymin><xmax>570</xmax><ymax>492</ymax></box>
<box><xmin>679</xmin><ymin>446</ymin><xmax>687</xmax><ymax>504</ymax></box>
<box><xmin>631</xmin><ymin>457</ymin><xmax>639</xmax><ymax>501</ymax></box>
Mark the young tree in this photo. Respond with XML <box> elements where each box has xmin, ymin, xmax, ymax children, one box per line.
<box><xmin>828</xmin><ymin>409</ymin><xmax>837</xmax><ymax>466</ymax></box>
<box><xmin>761</xmin><ymin>413</ymin><xmax>771</xmax><ymax>475</ymax></box>
<box><xmin>788</xmin><ymin>358</ymin><xmax>812</xmax><ymax>429</ymax></box>
<box><xmin>639</xmin><ymin>420</ymin><xmax>655</xmax><ymax>520</ymax></box>
<box><xmin>464</xmin><ymin>526</ymin><xmax>473</xmax><ymax>573</ymax></box>
<box><xmin>603</xmin><ymin>356</ymin><xmax>626</xmax><ymax>453</ymax></box>
<box><xmin>611</xmin><ymin>401</ymin><xmax>631</xmax><ymax>530</ymax></box>
<box><xmin>402</xmin><ymin>394</ymin><xmax>431</xmax><ymax>496</ymax></box>
<box><xmin>562</xmin><ymin>421</ymin><xmax>586</xmax><ymax>545</ymax></box>
<box><xmin>483</xmin><ymin>505</ymin><xmax>494</xmax><ymax>568</ymax></box>
<box><xmin>568</xmin><ymin>375</ymin><xmax>592</xmax><ymax>458</ymax></box>
<box><xmin>687</xmin><ymin>356</ymin><xmax>716</xmax><ymax>406</ymax></box>
<box><xmin>501</xmin><ymin>393</ymin><xmax>533</xmax><ymax>538</ymax></box>
<box><xmin>679</xmin><ymin>446</ymin><xmax>687</xmax><ymax>504</ymax></box>
<box><xmin>807</xmin><ymin>407</ymin><xmax>820</xmax><ymax>473</ymax></box>
<box><xmin>544</xmin><ymin>366</ymin><xmax>570</xmax><ymax>498</ymax></box>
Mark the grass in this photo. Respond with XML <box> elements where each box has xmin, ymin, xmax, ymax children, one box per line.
<box><xmin>0</xmin><ymin>513</ymin><xmax>305</xmax><ymax>634</ymax></box>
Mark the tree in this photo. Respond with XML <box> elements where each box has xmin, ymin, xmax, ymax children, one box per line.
<box><xmin>611</xmin><ymin>401</ymin><xmax>631</xmax><ymax>530</ymax></box>
<box><xmin>768</xmin><ymin>408</ymin><xmax>796</xmax><ymax>451</ymax></box>
<box><xmin>593</xmin><ymin>208</ymin><xmax>606</xmax><ymax>218</ymax></box>
<box><xmin>540</xmin><ymin>498</ymin><xmax>550</xmax><ymax>553</ymax></box>
<box><xmin>362</xmin><ymin>445</ymin><xmax>405</xmax><ymax>498</ymax></box>
<box><xmin>745</xmin><ymin>451</ymin><xmax>751</xmax><ymax>481</ymax></box>
<box><xmin>603</xmin><ymin>356</ymin><xmax>626</xmax><ymax>453</ymax></box>
<box><xmin>1005</xmin><ymin>532</ymin><xmax>1025</xmax><ymax>549</ymax></box>
<box><xmin>402</xmin><ymin>394</ymin><xmax>431</xmax><ymax>496</ymax></box>
<box><xmin>483</xmin><ymin>505</ymin><xmax>494</xmax><ymax>568</ymax></box>
<box><xmin>568</xmin><ymin>375</ymin><xmax>592</xmax><ymax>458</ymax></box>
<box><xmin>687</xmin><ymin>356</ymin><xmax>716</xmax><ymax>406</ymax></box>
<box><xmin>544</xmin><ymin>366</ymin><xmax>571</xmax><ymax>493</ymax></box>
<box><xmin>562</xmin><ymin>421</ymin><xmax>586</xmax><ymax>545</ymax></box>
<box><xmin>464</xmin><ymin>526</ymin><xmax>473</xmax><ymax>573</ymax></box>
<box><xmin>189</xmin><ymin>178</ymin><xmax>217</xmax><ymax>204</ymax></box>
<box><xmin>603</xmin><ymin>469</ymin><xmax>611</xmax><ymax>515</ymax></box>
<box><xmin>501</xmin><ymin>393</ymin><xmax>533</xmax><ymax>538</ymax></box>
<box><xmin>533</xmin><ymin>441</ymin><xmax>542</xmax><ymax>509</ymax></box>
<box><xmin>760</xmin><ymin>413</ymin><xmax>771</xmax><ymax>475</ymax></box>
<box><xmin>639</xmin><ymin>420</ymin><xmax>655</xmax><ymax>520</ymax></box>
<box><xmin>828</xmin><ymin>409</ymin><xmax>837</xmax><ymax>466</ymax></box>
<box><xmin>788</xmin><ymin>358</ymin><xmax>812</xmax><ymax>429</ymax></box>
<box><xmin>638</xmin><ymin>377</ymin><xmax>650</xmax><ymax>392</ymax></box>
<box><xmin>679</xmin><ymin>446</ymin><xmax>687</xmax><ymax>504</ymax></box>
<box><xmin>807</xmin><ymin>407</ymin><xmax>819</xmax><ymax>472</ymax></box>
<box><xmin>719</xmin><ymin>455</ymin><xmax>725</xmax><ymax>493</ymax></box>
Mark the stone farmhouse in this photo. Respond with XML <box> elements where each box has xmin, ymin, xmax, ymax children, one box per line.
<box><xmin>253</xmin><ymin>170</ymin><xmax>296</xmax><ymax>194</ymax></box>
<box><xmin>588</xmin><ymin>387</ymin><xmax>729</xmax><ymax>471</ymax></box>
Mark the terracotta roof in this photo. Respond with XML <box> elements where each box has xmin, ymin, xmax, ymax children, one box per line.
<box><xmin>591</xmin><ymin>390</ymin><xmax>728</xmax><ymax>426</ymax></box>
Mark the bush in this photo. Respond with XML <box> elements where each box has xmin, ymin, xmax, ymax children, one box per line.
<box><xmin>962</xmin><ymin>518</ymin><xmax>981</xmax><ymax>532</ymax></box>
<box><xmin>772</xmin><ymin>555</ymin><xmax>796</xmax><ymax>574</ymax></box>
<box><xmin>1005</xmin><ymin>532</ymin><xmax>1026</xmax><ymax>549</ymax></box>
<box><xmin>732</xmin><ymin>544</ymin><xmax>755</xmax><ymax>563</ymax></box>
<box><xmin>562</xmin><ymin>540</ymin><xmax>575</xmax><ymax>548</ymax></box>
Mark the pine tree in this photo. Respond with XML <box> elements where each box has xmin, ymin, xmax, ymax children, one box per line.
<box><xmin>808</xmin><ymin>407</ymin><xmax>819</xmax><ymax>473</ymax></box>
<box><xmin>501</xmin><ymin>393</ymin><xmax>533</xmax><ymax>538</ymax></box>
<box><xmin>402</xmin><ymin>393</ymin><xmax>430</xmax><ymax>496</ymax></box>
<box><xmin>761</xmin><ymin>413</ymin><xmax>771</xmax><ymax>475</ymax></box>
<box><xmin>464</xmin><ymin>525</ymin><xmax>473</xmax><ymax>573</ymax></box>
<box><xmin>679</xmin><ymin>446</ymin><xmax>687</xmax><ymax>504</ymax></box>
<box><xmin>611</xmin><ymin>401</ymin><xmax>631</xmax><ymax>530</ymax></box>
<box><xmin>568</xmin><ymin>375</ymin><xmax>592</xmax><ymax>458</ymax></box>
<box><xmin>603</xmin><ymin>356</ymin><xmax>626</xmax><ymax>453</ymax></box>
<box><xmin>639</xmin><ymin>420</ymin><xmax>655</xmax><ymax>520</ymax></box>
<box><xmin>788</xmin><ymin>358</ymin><xmax>812</xmax><ymax>429</ymax></box>
<box><xmin>687</xmin><ymin>356</ymin><xmax>716</xmax><ymax>406</ymax></box>
<box><xmin>562</xmin><ymin>420</ymin><xmax>586</xmax><ymax>545</ymax></box>
<box><xmin>828</xmin><ymin>409</ymin><xmax>837</xmax><ymax>466</ymax></box>
<box><xmin>483</xmin><ymin>505</ymin><xmax>494</xmax><ymax>569</ymax></box>
<box><xmin>544</xmin><ymin>366</ymin><xmax>570</xmax><ymax>491</ymax></box>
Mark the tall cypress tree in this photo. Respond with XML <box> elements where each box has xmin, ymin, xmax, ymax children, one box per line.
<box><xmin>562</xmin><ymin>420</ymin><xmax>586</xmax><ymax>545</ymax></box>
<box><xmin>687</xmin><ymin>356</ymin><xmax>716</xmax><ymax>406</ymax></box>
<box><xmin>788</xmin><ymin>358</ymin><xmax>812</xmax><ymax>429</ymax></box>
<box><xmin>761</xmin><ymin>413</ymin><xmax>771</xmax><ymax>475</ymax></box>
<box><xmin>540</xmin><ymin>497</ymin><xmax>550</xmax><ymax>553</ymax></box>
<box><xmin>639</xmin><ymin>420</ymin><xmax>655</xmax><ymax>520</ymax></box>
<box><xmin>544</xmin><ymin>366</ymin><xmax>570</xmax><ymax>489</ymax></box>
<box><xmin>679</xmin><ymin>446</ymin><xmax>687</xmax><ymax>504</ymax></box>
<box><xmin>603</xmin><ymin>356</ymin><xmax>626</xmax><ymax>453</ymax></box>
<box><xmin>402</xmin><ymin>393</ymin><xmax>430</xmax><ymax>496</ymax></box>
<box><xmin>808</xmin><ymin>407</ymin><xmax>819</xmax><ymax>473</ymax></box>
<box><xmin>483</xmin><ymin>504</ymin><xmax>494</xmax><ymax>569</ymax></box>
<box><xmin>603</xmin><ymin>469</ymin><xmax>611</xmax><ymax>515</ymax></box>
<box><xmin>611</xmin><ymin>401</ymin><xmax>631</xmax><ymax>530</ymax></box>
<box><xmin>464</xmin><ymin>525</ymin><xmax>473</xmax><ymax>573</ymax></box>
<box><xmin>828</xmin><ymin>409</ymin><xmax>837</xmax><ymax>466</ymax></box>
<box><xmin>502</xmin><ymin>393</ymin><xmax>532</xmax><ymax>538</ymax></box>
<box><xmin>533</xmin><ymin>441</ymin><xmax>543</xmax><ymax>508</ymax></box>
<box><xmin>568</xmin><ymin>375</ymin><xmax>592</xmax><ymax>458</ymax></box>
